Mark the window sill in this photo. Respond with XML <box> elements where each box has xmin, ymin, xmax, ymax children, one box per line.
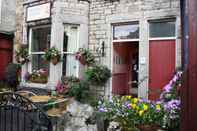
<box><xmin>20</xmin><ymin>82</ymin><xmax>48</xmax><ymax>89</ymax></box>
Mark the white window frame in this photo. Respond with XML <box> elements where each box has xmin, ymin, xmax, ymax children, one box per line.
<box><xmin>28</xmin><ymin>25</ymin><xmax>51</xmax><ymax>78</ymax></box>
<box><xmin>61</xmin><ymin>24</ymin><xmax>80</xmax><ymax>77</ymax></box>
<box><xmin>148</xmin><ymin>19</ymin><xmax>176</xmax><ymax>40</ymax></box>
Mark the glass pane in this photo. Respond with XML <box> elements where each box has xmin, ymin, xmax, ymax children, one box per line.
<box><xmin>62</xmin><ymin>55</ymin><xmax>78</xmax><ymax>76</ymax></box>
<box><xmin>113</xmin><ymin>23</ymin><xmax>139</xmax><ymax>40</ymax></box>
<box><xmin>64</xmin><ymin>25</ymin><xmax>78</xmax><ymax>52</ymax></box>
<box><xmin>149</xmin><ymin>20</ymin><xmax>175</xmax><ymax>38</ymax></box>
<box><xmin>32</xmin><ymin>54</ymin><xmax>49</xmax><ymax>71</ymax></box>
<box><xmin>31</xmin><ymin>26</ymin><xmax>51</xmax><ymax>52</ymax></box>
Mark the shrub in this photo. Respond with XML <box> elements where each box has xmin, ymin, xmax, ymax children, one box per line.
<box><xmin>85</xmin><ymin>65</ymin><xmax>111</xmax><ymax>86</ymax></box>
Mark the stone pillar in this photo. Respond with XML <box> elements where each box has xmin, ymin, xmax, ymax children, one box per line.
<box><xmin>138</xmin><ymin>17</ymin><xmax>149</xmax><ymax>99</ymax></box>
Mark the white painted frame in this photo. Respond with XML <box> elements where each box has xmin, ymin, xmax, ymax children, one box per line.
<box><xmin>110</xmin><ymin>22</ymin><xmax>140</xmax><ymax>96</ymax></box>
<box><xmin>61</xmin><ymin>24</ymin><xmax>80</xmax><ymax>77</ymax></box>
<box><xmin>27</xmin><ymin>25</ymin><xmax>51</xmax><ymax>87</ymax></box>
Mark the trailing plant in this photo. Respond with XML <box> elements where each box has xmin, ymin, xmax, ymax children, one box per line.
<box><xmin>15</xmin><ymin>45</ymin><xmax>29</xmax><ymax>65</ymax></box>
<box><xmin>75</xmin><ymin>48</ymin><xmax>95</xmax><ymax>66</ymax></box>
<box><xmin>43</xmin><ymin>47</ymin><xmax>61</xmax><ymax>65</ymax></box>
<box><xmin>68</xmin><ymin>80</ymin><xmax>90</xmax><ymax>103</ymax></box>
<box><xmin>84</xmin><ymin>65</ymin><xmax>111</xmax><ymax>86</ymax></box>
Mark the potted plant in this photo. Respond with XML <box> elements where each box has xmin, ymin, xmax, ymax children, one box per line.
<box><xmin>43</xmin><ymin>47</ymin><xmax>61</xmax><ymax>65</ymax></box>
<box><xmin>15</xmin><ymin>45</ymin><xmax>30</xmax><ymax>65</ymax></box>
<box><xmin>26</xmin><ymin>69</ymin><xmax>48</xmax><ymax>84</ymax></box>
<box><xmin>84</xmin><ymin>65</ymin><xmax>111</xmax><ymax>86</ymax></box>
<box><xmin>75</xmin><ymin>48</ymin><xmax>95</xmax><ymax>66</ymax></box>
<box><xmin>56</xmin><ymin>76</ymin><xmax>80</xmax><ymax>94</ymax></box>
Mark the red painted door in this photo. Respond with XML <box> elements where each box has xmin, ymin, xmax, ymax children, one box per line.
<box><xmin>149</xmin><ymin>40</ymin><xmax>176</xmax><ymax>100</ymax></box>
<box><xmin>0</xmin><ymin>35</ymin><xmax>13</xmax><ymax>80</ymax></box>
<box><xmin>112</xmin><ymin>43</ymin><xmax>129</xmax><ymax>95</ymax></box>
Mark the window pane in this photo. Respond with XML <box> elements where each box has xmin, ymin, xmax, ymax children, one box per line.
<box><xmin>64</xmin><ymin>25</ymin><xmax>78</xmax><ymax>52</ymax></box>
<box><xmin>32</xmin><ymin>54</ymin><xmax>49</xmax><ymax>71</ymax></box>
<box><xmin>149</xmin><ymin>20</ymin><xmax>175</xmax><ymax>38</ymax></box>
<box><xmin>31</xmin><ymin>26</ymin><xmax>51</xmax><ymax>52</ymax></box>
<box><xmin>113</xmin><ymin>23</ymin><xmax>139</xmax><ymax>40</ymax></box>
<box><xmin>62</xmin><ymin>55</ymin><xmax>77</xmax><ymax>76</ymax></box>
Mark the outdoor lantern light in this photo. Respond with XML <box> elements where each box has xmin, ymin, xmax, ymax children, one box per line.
<box><xmin>101</xmin><ymin>41</ymin><xmax>105</xmax><ymax>57</ymax></box>
<box><xmin>96</xmin><ymin>41</ymin><xmax>105</xmax><ymax>57</ymax></box>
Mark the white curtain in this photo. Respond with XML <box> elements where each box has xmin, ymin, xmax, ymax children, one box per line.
<box><xmin>65</xmin><ymin>25</ymin><xmax>78</xmax><ymax>76</ymax></box>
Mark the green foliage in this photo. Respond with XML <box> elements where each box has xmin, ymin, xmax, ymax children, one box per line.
<box><xmin>75</xmin><ymin>48</ymin><xmax>95</xmax><ymax>66</ymax></box>
<box><xmin>85</xmin><ymin>65</ymin><xmax>111</xmax><ymax>86</ymax></box>
<box><xmin>43</xmin><ymin>47</ymin><xmax>61</xmax><ymax>62</ymax></box>
<box><xmin>68</xmin><ymin>80</ymin><xmax>90</xmax><ymax>103</ymax></box>
<box><xmin>15</xmin><ymin>45</ymin><xmax>29</xmax><ymax>65</ymax></box>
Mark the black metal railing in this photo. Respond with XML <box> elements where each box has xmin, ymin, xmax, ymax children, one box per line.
<box><xmin>0</xmin><ymin>92</ymin><xmax>52</xmax><ymax>131</ymax></box>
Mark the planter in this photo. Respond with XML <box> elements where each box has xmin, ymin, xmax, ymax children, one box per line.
<box><xmin>137</xmin><ymin>124</ymin><xmax>160</xmax><ymax>131</ymax></box>
<box><xmin>78</xmin><ymin>56</ymin><xmax>86</xmax><ymax>65</ymax></box>
<box><xmin>51</xmin><ymin>57</ymin><xmax>60</xmax><ymax>65</ymax></box>
<box><xmin>29</xmin><ymin>78</ymin><xmax>48</xmax><ymax>84</ymax></box>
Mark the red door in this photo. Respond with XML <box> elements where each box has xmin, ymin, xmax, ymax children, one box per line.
<box><xmin>0</xmin><ymin>34</ymin><xmax>13</xmax><ymax>80</ymax></box>
<box><xmin>112</xmin><ymin>43</ymin><xmax>129</xmax><ymax>95</ymax></box>
<box><xmin>149</xmin><ymin>40</ymin><xmax>176</xmax><ymax>100</ymax></box>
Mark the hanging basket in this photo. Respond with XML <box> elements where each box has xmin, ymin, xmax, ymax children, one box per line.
<box><xmin>51</xmin><ymin>57</ymin><xmax>60</xmax><ymax>65</ymax></box>
<box><xmin>79</xmin><ymin>56</ymin><xmax>86</xmax><ymax>65</ymax></box>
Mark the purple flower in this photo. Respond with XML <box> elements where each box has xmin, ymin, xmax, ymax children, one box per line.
<box><xmin>99</xmin><ymin>107</ymin><xmax>108</xmax><ymax>112</ymax></box>
<box><xmin>172</xmin><ymin>75</ymin><xmax>178</xmax><ymax>82</ymax></box>
<box><xmin>164</xmin><ymin>83</ymin><xmax>173</xmax><ymax>92</ymax></box>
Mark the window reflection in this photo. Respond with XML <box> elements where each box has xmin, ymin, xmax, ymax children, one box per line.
<box><xmin>113</xmin><ymin>23</ymin><xmax>139</xmax><ymax>40</ymax></box>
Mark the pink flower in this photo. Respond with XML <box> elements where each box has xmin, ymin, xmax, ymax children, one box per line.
<box><xmin>164</xmin><ymin>83</ymin><xmax>172</xmax><ymax>92</ymax></box>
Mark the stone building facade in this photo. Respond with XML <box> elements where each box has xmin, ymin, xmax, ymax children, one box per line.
<box><xmin>0</xmin><ymin>0</ymin><xmax>16</xmax><ymax>80</ymax></box>
<box><xmin>0</xmin><ymin>0</ymin><xmax>16</xmax><ymax>33</ymax></box>
<box><xmin>15</xmin><ymin>0</ymin><xmax>181</xmax><ymax>99</ymax></box>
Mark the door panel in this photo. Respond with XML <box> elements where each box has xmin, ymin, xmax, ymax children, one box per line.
<box><xmin>149</xmin><ymin>40</ymin><xmax>176</xmax><ymax>100</ymax></box>
<box><xmin>112</xmin><ymin>42</ymin><xmax>138</xmax><ymax>95</ymax></box>
<box><xmin>0</xmin><ymin>37</ymin><xmax>13</xmax><ymax>80</ymax></box>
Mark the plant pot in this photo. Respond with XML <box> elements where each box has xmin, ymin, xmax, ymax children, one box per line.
<box><xmin>79</xmin><ymin>56</ymin><xmax>86</xmax><ymax>65</ymax></box>
<box><xmin>137</xmin><ymin>124</ymin><xmax>160</xmax><ymax>131</ymax></box>
<box><xmin>51</xmin><ymin>57</ymin><xmax>60</xmax><ymax>65</ymax></box>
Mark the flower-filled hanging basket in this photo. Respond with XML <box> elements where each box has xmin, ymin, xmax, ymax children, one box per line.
<box><xmin>75</xmin><ymin>48</ymin><xmax>95</xmax><ymax>66</ymax></box>
<box><xmin>43</xmin><ymin>47</ymin><xmax>61</xmax><ymax>65</ymax></box>
<box><xmin>15</xmin><ymin>45</ymin><xmax>30</xmax><ymax>65</ymax></box>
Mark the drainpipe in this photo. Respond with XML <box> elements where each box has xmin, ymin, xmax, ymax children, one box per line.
<box><xmin>180</xmin><ymin>0</ymin><xmax>189</xmax><ymax>130</ymax></box>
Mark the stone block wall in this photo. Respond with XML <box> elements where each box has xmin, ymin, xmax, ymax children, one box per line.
<box><xmin>15</xmin><ymin>0</ymin><xmax>181</xmax><ymax>97</ymax></box>
<box><xmin>0</xmin><ymin>0</ymin><xmax>16</xmax><ymax>33</ymax></box>
<box><xmin>89</xmin><ymin>0</ymin><xmax>181</xmax><ymax>97</ymax></box>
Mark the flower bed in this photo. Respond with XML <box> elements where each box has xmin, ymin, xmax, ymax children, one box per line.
<box><xmin>97</xmin><ymin>70</ymin><xmax>182</xmax><ymax>131</ymax></box>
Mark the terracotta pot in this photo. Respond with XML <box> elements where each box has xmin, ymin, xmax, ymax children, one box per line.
<box><xmin>51</xmin><ymin>57</ymin><xmax>60</xmax><ymax>65</ymax></box>
<box><xmin>79</xmin><ymin>56</ymin><xmax>86</xmax><ymax>65</ymax></box>
<box><xmin>137</xmin><ymin>124</ymin><xmax>160</xmax><ymax>131</ymax></box>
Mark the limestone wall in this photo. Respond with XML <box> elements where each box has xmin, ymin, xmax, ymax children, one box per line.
<box><xmin>0</xmin><ymin>0</ymin><xmax>16</xmax><ymax>33</ymax></box>
<box><xmin>89</xmin><ymin>0</ymin><xmax>181</xmax><ymax>97</ymax></box>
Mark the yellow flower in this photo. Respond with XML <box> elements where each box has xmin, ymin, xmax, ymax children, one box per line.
<box><xmin>126</xmin><ymin>95</ymin><xmax>132</xmax><ymax>99</ymax></box>
<box><xmin>156</xmin><ymin>104</ymin><xmax>161</xmax><ymax>111</ymax></box>
<box><xmin>131</xmin><ymin>103</ymin><xmax>137</xmax><ymax>109</ymax></box>
<box><xmin>143</xmin><ymin>104</ymin><xmax>149</xmax><ymax>111</ymax></box>
<box><xmin>139</xmin><ymin>110</ymin><xmax>144</xmax><ymax>116</ymax></box>
<box><xmin>132</xmin><ymin>98</ymin><xmax>139</xmax><ymax>104</ymax></box>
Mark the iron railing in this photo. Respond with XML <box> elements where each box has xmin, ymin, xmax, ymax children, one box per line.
<box><xmin>0</xmin><ymin>92</ymin><xmax>52</xmax><ymax>131</ymax></box>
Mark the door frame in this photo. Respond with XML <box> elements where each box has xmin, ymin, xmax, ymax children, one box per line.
<box><xmin>112</xmin><ymin>41</ymin><xmax>139</xmax><ymax>95</ymax></box>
